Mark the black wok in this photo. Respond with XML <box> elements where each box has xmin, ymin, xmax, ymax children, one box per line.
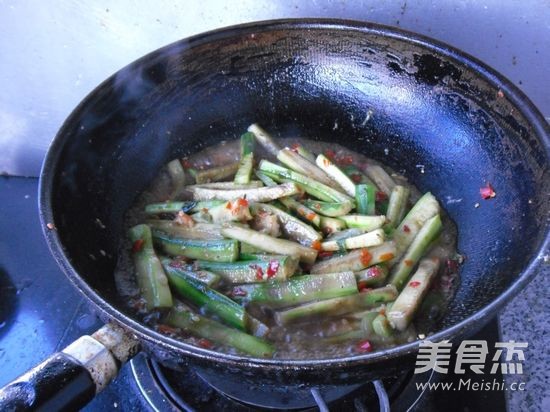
<box><xmin>1</xmin><ymin>19</ymin><xmax>548</xmax><ymax>410</ymax></box>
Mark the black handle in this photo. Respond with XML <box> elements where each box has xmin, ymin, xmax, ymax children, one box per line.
<box><xmin>0</xmin><ymin>323</ymin><xmax>139</xmax><ymax>411</ymax></box>
<box><xmin>0</xmin><ymin>352</ymin><xmax>95</xmax><ymax>411</ymax></box>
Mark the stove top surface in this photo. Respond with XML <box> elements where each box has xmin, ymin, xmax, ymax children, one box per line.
<box><xmin>0</xmin><ymin>176</ymin><xmax>508</xmax><ymax>411</ymax></box>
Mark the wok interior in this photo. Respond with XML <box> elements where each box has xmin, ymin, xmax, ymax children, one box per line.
<box><xmin>49</xmin><ymin>23</ymin><xmax>548</xmax><ymax>358</ymax></box>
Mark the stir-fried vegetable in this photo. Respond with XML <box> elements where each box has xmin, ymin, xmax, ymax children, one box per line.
<box><xmin>129</xmin><ymin>124</ymin><xmax>459</xmax><ymax>358</ymax></box>
<box><xmin>129</xmin><ymin>224</ymin><xmax>173</xmax><ymax>310</ymax></box>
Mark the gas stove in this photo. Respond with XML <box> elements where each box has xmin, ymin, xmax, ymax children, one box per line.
<box><xmin>0</xmin><ymin>176</ymin><xmax>508</xmax><ymax>411</ymax></box>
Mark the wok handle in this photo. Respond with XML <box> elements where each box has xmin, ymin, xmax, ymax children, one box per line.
<box><xmin>0</xmin><ymin>323</ymin><xmax>139</xmax><ymax>411</ymax></box>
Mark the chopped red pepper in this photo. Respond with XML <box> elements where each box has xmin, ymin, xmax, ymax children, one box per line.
<box><xmin>324</xmin><ymin>149</ymin><xmax>336</xmax><ymax>159</ymax></box>
<box><xmin>376</xmin><ymin>191</ymin><xmax>388</xmax><ymax>202</ymax></box>
<box><xmin>197</xmin><ymin>338</ymin><xmax>214</xmax><ymax>349</ymax></box>
<box><xmin>226</xmin><ymin>201</ymin><xmax>233</xmax><ymax>209</ymax></box>
<box><xmin>306</xmin><ymin>212</ymin><xmax>317</xmax><ymax>221</ymax></box>
<box><xmin>132</xmin><ymin>239</ymin><xmax>145</xmax><ymax>253</ymax></box>
<box><xmin>311</xmin><ymin>240</ymin><xmax>322</xmax><ymax>251</ymax></box>
<box><xmin>409</xmin><ymin>281</ymin><xmax>421</xmax><ymax>288</ymax></box>
<box><xmin>403</xmin><ymin>224</ymin><xmax>411</xmax><ymax>233</ymax></box>
<box><xmin>181</xmin><ymin>159</ymin><xmax>192</xmax><ymax>169</ymax></box>
<box><xmin>358</xmin><ymin>283</ymin><xmax>372</xmax><ymax>293</ymax></box>
<box><xmin>157</xmin><ymin>324</ymin><xmax>178</xmax><ymax>335</ymax></box>
<box><xmin>366</xmin><ymin>266</ymin><xmax>382</xmax><ymax>278</ymax></box>
<box><xmin>318</xmin><ymin>251</ymin><xmax>334</xmax><ymax>259</ymax></box>
<box><xmin>379</xmin><ymin>252</ymin><xmax>395</xmax><ymax>262</ymax></box>
<box><xmin>266</xmin><ymin>260</ymin><xmax>280</xmax><ymax>278</ymax></box>
<box><xmin>290</xmin><ymin>143</ymin><xmax>301</xmax><ymax>152</ymax></box>
<box><xmin>480</xmin><ymin>183</ymin><xmax>496</xmax><ymax>199</ymax></box>
<box><xmin>360</xmin><ymin>249</ymin><xmax>373</xmax><ymax>266</ymax></box>
<box><xmin>337</xmin><ymin>155</ymin><xmax>354</xmax><ymax>165</ymax></box>
<box><xmin>250</xmin><ymin>264</ymin><xmax>264</xmax><ymax>280</ymax></box>
<box><xmin>237</xmin><ymin>198</ymin><xmax>249</xmax><ymax>207</ymax></box>
<box><xmin>356</xmin><ymin>340</ymin><xmax>373</xmax><ymax>352</ymax></box>
<box><xmin>404</xmin><ymin>259</ymin><xmax>414</xmax><ymax>267</ymax></box>
<box><xmin>351</xmin><ymin>173</ymin><xmax>363</xmax><ymax>183</ymax></box>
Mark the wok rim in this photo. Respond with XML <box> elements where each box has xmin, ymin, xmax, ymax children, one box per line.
<box><xmin>38</xmin><ymin>18</ymin><xmax>550</xmax><ymax>371</ymax></box>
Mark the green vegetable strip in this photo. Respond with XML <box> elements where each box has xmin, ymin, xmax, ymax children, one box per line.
<box><xmin>277</xmin><ymin>148</ymin><xmax>339</xmax><ymax>189</ymax></box>
<box><xmin>165</xmin><ymin>307</ymin><xmax>274</xmax><ymax>358</ymax></box>
<box><xmin>163</xmin><ymin>266</ymin><xmax>248</xmax><ymax>331</ymax></box>
<box><xmin>146</xmin><ymin>221</ymin><xmax>225</xmax><ymax>240</ymax></box>
<box><xmin>311</xmin><ymin>241</ymin><xmax>396</xmax><ymax>274</ymax></box>
<box><xmin>387</xmin><ymin>257</ymin><xmax>440</xmax><ymax>331</ymax></box>
<box><xmin>221</xmin><ymin>225</ymin><xmax>318</xmax><ymax>264</ymax></box>
<box><xmin>187</xmin><ymin>181</ymin><xmax>263</xmax><ymax>190</ymax></box>
<box><xmin>153</xmin><ymin>230</ymin><xmax>239</xmax><ymax>262</ymax></box>
<box><xmin>389</xmin><ymin>214</ymin><xmax>442</xmax><ymax>290</ymax></box>
<box><xmin>234</xmin><ymin>153</ymin><xmax>254</xmax><ymax>184</ymax></box>
<box><xmin>339</xmin><ymin>215</ymin><xmax>386</xmax><ymax>231</ymax></box>
<box><xmin>166</xmin><ymin>159</ymin><xmax>186</xmax><ymax>198</ymax></box>
<box><xmin>145</xmin><ymin>200</ymin><xmax>226</xmax><ymax>215</ymax></box>
<box><xmin>364</xmin><ymin>165</ymin><xmax>396</xmax><ymax>196</ymax></box>
<box><xmin>259</xmin><ymin>160</ymin><xmax>352</xmax><ymax>203</ymax></box>
<box><xmin>189</xmin><ymin>182</ymin><xmax>299</xmax><ymax>202</ymax></box>
<box><xmin>196</xmin><ymin>256</ymin><xmax>298</xmax><ymax>283</ymax></box>
<box><xmin>240</xmin><ymin>131</ymin><xmax>255</xmax><ymax>157</ymax></box>
<box><xmin>355</xmin><ymin>264</ymin><xmax>389</xmax><ymax>288</ymax></box>
<box><xmin>230</xmin><ymin>272</ymin><xmax>358</xmax><ymax>308</ymax></box>
<box><xmin>193</xmin><ymin>162</ymin><xmax>240</xmax><ymax>184</ymax></box>
<box><xmin>161</xmin><ymin>257</ymin><xmax>220</xmax><ymax>287</ymax></box>
<box><xmin>372</xmin><ymin>313</ymin><xmax>393</xmax><ymax>337</ymax></box>
<box><xmin>128</xmin><ymin>225</ymin><xmax>173</xmax><ymax>310</ymax></box>
<box><xmin>355</xmin><ymin>184</ymin><xmax>376</xmax><ymax>215</ymax></box>
<box><xmin>319</xmin><ymin>216</ymin><xmax>347</xmax><ymax>235</ymax></box>
<box><xmin>341</xmin><ymin>164</ymin><xmax>377</xmax><ymax>187</ymax></box>
<box><xmin>249</xmin><ymin>202</ymin><xmax>321</xmax><ymax>245</ymax></box>
<box><xmin>291</xmin><ymin>143</ymin><xmax>316</xmax><ymax>163</ymax></box>
<box><xmin>274</xmin><ymin>285</ymin><xmax>398</xmax><ymax>325</ymax></box>
<box><xmin>386</xmin><ymin>185</ymin><xmax>410</xmax><ymax>228</ymax></box>
<box><xmin>391</xmin><ymin>192</ymin><xmax>440</xmax><ymax>263</ymax></box>
<box><xmin>302</xmin><ymin>199</ymin><xmax>353</xmax><ymax>217</ymax></box>
<box><xmin>247</xmin><ymin>123</ymin><xmax>280</xmax><ymax>157</ymax></box>
<box><xmin>256</xmin><ymin>171</ymin><xmax>321</xmax><ymax>227</ymax></box>
<box><xmin>321</xmin><ymin>229</ymin><xmax>385</xmax><ymax>251</ymax></box>
<box><xmin>315</xmin><ymin>154</ymin><xmax>357</xmax><ymax>197</ymax></box>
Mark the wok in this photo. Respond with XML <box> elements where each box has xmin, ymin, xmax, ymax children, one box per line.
<box><xmin>1</xmin><ymin>19</ymin><xmax>548</xmax><ymax>410</ymax></box>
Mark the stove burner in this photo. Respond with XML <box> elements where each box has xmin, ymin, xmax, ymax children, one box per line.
<box><xmin>130</xmin><ymin>354</ymin><xmax>434</xmax><ymax>411</ymax></box>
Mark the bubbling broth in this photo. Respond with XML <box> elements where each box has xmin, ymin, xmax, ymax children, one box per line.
<box><xmin>116</xmin><ymin>130</ymin><xmax>460</xmax><ymax>360</ymax></box>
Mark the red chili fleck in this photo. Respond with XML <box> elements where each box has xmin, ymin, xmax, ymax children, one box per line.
<box><xmin>351</xmin><ymin>174</ymin><xmax>362</xmax><ymax>183</ymax></box>
<box><xmin>379</xmin><ymin>252</ymin><xmax>395</xmax><ymax>262</ymax></box>
<box><xmin>360</xmin><ymin>249</ymin><xmax>373</xmax><ymax>266</ymax></box>
<box><xmin>250</xmin><ymin>264</ymin><xmax>264</xmax><ymax>280</ymax></box>
<box><xmin>157</xmin><ymin>324</ymin><xmax>179</xmax><ymax>335</ymax></box>
<box><xmin>232</xmin><ymin>287</ymin><xmax>248</xmax><ymax>297</ymax></box>
<box><xmin>480</xmin><ymin>183</ymin><xmax>496</xmax><ymax>200</ymax></box>
<box><xmin>311</xmin><ymin>240</ymin><xmax>322</xmax><ymax>251</ymax></box>
<box><xmin>404</xmin><ymin>259</ymin><xmax>414</xmax><ymax>267</ymax></box>
<box><xmin>366</xmin><ymin>266</ymin><xmax>382</xmax><ymax>278</ymax></box>
<box><xmin>290</xmin><ymin>143</ymin><xmax>301</xmax><ymax>152</ymax></box>
<box><xmin>358</xmin><ymin>283</ymin><xmax>372</xmax><ymax>293</ymax></box>
<box><xmin>446</xmin><ymin>259</ymin><xmax>459</xmax><ymax>273</ymax></box>
<box><xmin>197</xmin><ymin>338</ymin><xmax>214</xmax><ymax>349</ymax></box>
<box><xmin>403</xmin><ymin>224</ymin><xmax>411</xmax><ymax>233</ymax></box>
<box><xmin>306</xmin><ymin>212</ymin><xmax>317</xmax><ymax>221</ymax></box>
<box><xmin>237</xmin><ymin>198</ymin><xmax>249</xmax><ymax>207</ymax></box>
<box><xmin>132</xmin><ymin>239</ymin><xmax>144</xmax><ymax>253</ymax></box>
<box><xmin>324</xmin><ymin>149</ymin><xmax>336</xmax><ymax>159</ymax></box>
<box><xmin>267</xmin><ymin>260</ymin><xmax>280</xmax><ymax>278</ymax></box>
<box><xmin>318</xmin><ymin>251</ymin><xmax>334</xmax><ymax>259</ymax></box>
<box><xmin>376</xmin><ymin>191</ymin><xmax>388</xmax><ymax>202</ymax></box>
<box><xmin>181</xmin><ymin>159</ymin><xmax>192</xmax><ymax>169</ymax></box>
<box><xmin>409</xmin><ymin>281</ymin><xmax>421</xmax><ymax>288</ymax></box>
<box><xmin>356</xmin><ymin>340</ymin><xmax>373</xmax><ymax>352</ymax></box>
<box><xmin>338</xmin><ymin>155</ymin><xmax>354</xmax><ymax>165</ymax></box>
<box><xmin>226</xmin><ymin>202</ymin><xmax>233</xmax><ymax>209</ymax></box>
